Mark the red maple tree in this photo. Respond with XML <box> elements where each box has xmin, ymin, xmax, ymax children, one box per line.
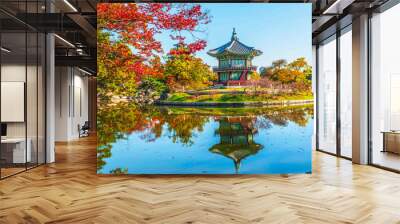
<box><xmin>97</xmin><ymin>3</ymin><xmax>210</xmax><ymax>82</ymax></box>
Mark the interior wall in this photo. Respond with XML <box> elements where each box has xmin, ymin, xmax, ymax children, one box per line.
<box><xmin>55</xmin><ymin>66</ymin><xmax>70</xmax><ymax>141</ymax></box>
<box><xmin>55</xmin><ymin>67</ymin><xmax>89</xmax><ymax>141</ymax></box>
<box><xmin>1</xmin><ymin>64</ymin><xmax>37</xmax><ymax>138</ymax></box>
<box><xmin>88</xmin><ymin>77</ymin><xmax>97</xmax><ymax>132</ymax></box>
<box><xmin>1</xmin><ymin>60</ymin><xmax>46</xmax><ymax>173</ymax></box>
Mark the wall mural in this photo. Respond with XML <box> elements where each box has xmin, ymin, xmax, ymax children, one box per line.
<box><xmin>97</xmin><ymin>3</ymin><xmax>313</xmax><ymax>174</ymax></box>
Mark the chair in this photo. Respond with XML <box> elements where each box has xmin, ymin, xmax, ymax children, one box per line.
<box><xmin>78</xmin><ymin>121</ymin><xmax>90</xmax><ymax>138</ymax></box>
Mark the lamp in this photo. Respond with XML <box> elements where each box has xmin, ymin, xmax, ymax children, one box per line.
<box><xmin>78</xmin><ymin>67</ymin><xmax>94</xmax><ymax>76</ymax></box>
<box><xmin>54</xmin><ymin>34</ymin><xmax>75</xmax><ymax>48</ymax></box>
<box><xmin>1</xmin><ymin>47</ymin><xmax>11</xmax><ymax>53</ymax></box>
<box><xmin>63</xmin><ymin>0</ymin><xmax>78</xmax><ymax>12</ymax></box>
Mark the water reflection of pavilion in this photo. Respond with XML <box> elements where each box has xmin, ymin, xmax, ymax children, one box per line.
<box><xmin>209</xmin><ymin>116</ymin><xmax>263</xmax><ymax>173</ymax></box>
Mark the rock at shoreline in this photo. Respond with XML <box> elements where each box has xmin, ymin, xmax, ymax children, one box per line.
<box><xmin>133</xmin><ymin>89</ymin><xmax>162</xmax><ymax>105</ymax></box>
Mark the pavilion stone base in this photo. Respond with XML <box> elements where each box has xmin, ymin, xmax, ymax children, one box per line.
<box><xmin>215</xmin><ymin>80</ymin><xmax>251</xmax><ymax>87</ymax></box>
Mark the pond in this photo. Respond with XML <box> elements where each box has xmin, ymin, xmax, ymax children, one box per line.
<box><xmin>97</xmin><ymin>104</ymin><xmax>314</xmax><ymax>174</ymax></box>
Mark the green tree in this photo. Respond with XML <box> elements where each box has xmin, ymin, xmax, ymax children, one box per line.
<box><xmin>97</xmin><ymin>3</ymin><xmax>210</xmax><ymax>101</ymax></box>
<box><xmin>260</xmin><ymin>66</ymin><xmax>274</xmax><ymax>77</ymax></box>
<box><xmin>264</xmin><ymin>57</ymin><xmax>312</xmax><ymax>88</ymax></box>
<box><xmin>165</xmin><ymin>54</ymin><xmax>217</xmax><ymax>91</ymax></box>
<box><xmin>288</xmin><ymin>57</ymin><xmax>312</xmax><ymax>88</ymax></box>
<box><xmin>97</xmin><ymin>31</ymin><xmax>138</xmax><ymax>100</ymax></box>
<box><xmin>135</xmin><ymin>77</ymin><xmax>169</xmax><ymax>103</ymax></box>
<box><xmin>266</xmin><ymin>59</ymin><xmax>291</xmax><ymax>84</ymax></box>
<box><xmin>249</xmin><ymin>71</ymin><xmax>261</xmax><ymax>93</ymax></box>
<box><xmin>288</xmin><ymin>57</ymin><xmax>307</xmax><ymax>70</ymax></box>
<box><xmin>272</xmin><ymin>59</ymin><xmax>287</xmax><ymax>69</ymax></box>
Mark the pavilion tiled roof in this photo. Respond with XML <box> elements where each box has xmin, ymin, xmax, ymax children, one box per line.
<box><xmin>207</xmin><ymin>28</ymin><xmax>263</xmax><ymax>57</ymax></box>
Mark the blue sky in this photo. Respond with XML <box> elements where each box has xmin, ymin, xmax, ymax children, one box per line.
<box><xmin>156</xmin><ymin>3</ymin><xmax>312</xmax><ymax>68</ymax></box>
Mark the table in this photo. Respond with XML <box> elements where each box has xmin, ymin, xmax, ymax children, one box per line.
<box><xmin>381</xmin><ymin>131</ymin><xmax>400</xmax><ymax>154</ymax></box>
<box><xmin>1</xmin><ymin>138</ymin><xmax>31</xmax><ymax>163</ymax></box>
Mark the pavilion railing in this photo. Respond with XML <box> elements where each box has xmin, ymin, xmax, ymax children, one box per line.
<box><xmin>212</xmin><ymin>66</ymin><xmax>257</xmax><ymax>72</ymax></box>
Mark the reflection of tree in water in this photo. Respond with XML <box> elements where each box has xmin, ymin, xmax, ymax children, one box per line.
<box><xmin>209</xmin><ymin>117</ymin><xmax>263</xmax><ymax>173</ymax></box>
<box><xmin>163</xmin><ymin>114</ymin><xmax>209</xmax><ymax>146</ymax></box>
<box><xmin>97</xmin><ymin>103</ymin><xmax>313</xmax><ymax>172</ymax></box>
<box><xmin>97</xmin><ymin>103</ymin><xmax>144</xmax><ymax>171</ymax></box>
<box><xmin>131</xmin><ymin>107</ymin><xmax>210</xmax><ymax>145</ymax></box>
<box><xmin>110</xmin><ymin>168</ymin><xmax>128</xmax><ymax>174</ymax></box>
<box><xmin>97</xmin><ymin>103</ymin><xmax>209</xmax><ymax>171</ymax></box>
<box><xmin>263</xmin><ymin>108</ymin><xmax>310</xmax><ymax>127</ymax></box>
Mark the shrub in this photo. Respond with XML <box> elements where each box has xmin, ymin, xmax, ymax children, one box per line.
<box><xmin>138</xmin><ymin>77</ymin><xmax>168</xmax><ymax>95</ymax></box>
<box><xmin>135</xmin><ymin>77</ymin><xmax>168</xmax><ymax>104</ymax></box>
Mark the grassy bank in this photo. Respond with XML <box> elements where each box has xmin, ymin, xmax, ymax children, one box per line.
<box><xmin>166</xmin><ymin>91</ymin><xmax>313</xmax><ymax>103</ymax></box>
<box><xmin>158</xmin><ymin>104</ymin><xmax>314</xmax><ymax>117</ymax></box>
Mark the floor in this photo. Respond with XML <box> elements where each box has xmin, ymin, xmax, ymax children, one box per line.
<box><xmin>0</xmin><ymin>167</ymin><xmax>25</xmax><ymax>178</ymax></box>
<box><xmin>1</xmin><ymin>163</ymin><xmax>41</xmax><ymax>178</ymax></box>
<box><xmin>0</xmin><ymin>136</ymin><xmax>400</xmax><ymax>224</ymax></box>
<box><xmin>372</xmin><ymin>150</ymin><xmax>400</xmax><ymax>171</ymax></box>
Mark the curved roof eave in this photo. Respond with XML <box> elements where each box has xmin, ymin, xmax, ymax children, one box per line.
<box><xmin>207</xmin><ymin>40</ymin><xmax>262</xmax><ymax>57</ymax></box>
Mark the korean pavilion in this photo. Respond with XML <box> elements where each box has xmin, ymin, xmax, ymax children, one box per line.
<box><xmin>207</xmin><ymin>28</ymin><xmax>263</xmax><ymax>86</ymax></box>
